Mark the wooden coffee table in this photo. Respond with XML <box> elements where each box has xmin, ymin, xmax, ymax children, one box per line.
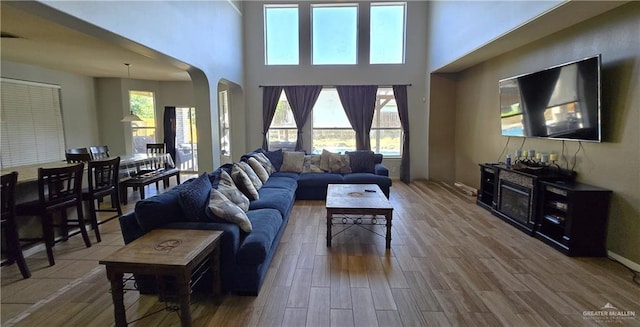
<box><xmin>326</xmin><ymin>184</ymin><xmax>393</xmax><ymax>248</ymax></box>
<box><xmin>100</xmin><ymin>229</ymin><xmax>223</xmax><ymax>327</ymax></box>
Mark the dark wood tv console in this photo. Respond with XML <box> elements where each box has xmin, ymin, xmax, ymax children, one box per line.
<box><xmin>477</xmin><ymin>163</ymin><xmax>611</xmax><ymax>256</ymax></box>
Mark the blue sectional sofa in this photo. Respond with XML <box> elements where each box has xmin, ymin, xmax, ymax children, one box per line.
<box><xmin>118</xmin><ymin>149</ymin><xmax>391</xmax><ymax>295</ymax></box>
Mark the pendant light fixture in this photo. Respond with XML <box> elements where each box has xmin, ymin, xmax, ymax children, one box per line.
<box><xmin>121</xmin><ymin>63</ymin><xmax>143</xmax><ymax>122</ymax></box>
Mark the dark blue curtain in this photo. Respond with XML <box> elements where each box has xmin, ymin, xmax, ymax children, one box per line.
<box><xmin>262</xmin><ymin>86</ymin><xmax>283</xmax><ymax>150</ymax></box>
<box><xmin>163</xmin><ymin>106</ymin><xmax>176</xmax><ymax>167</ymax></box>
<box><xmin>393</xmin><ymin>85</ymin><xmax>410</xmax><ymax>183</ymax></box>
<box><xmin>284</xmin><ymin>85</ymin><xmax>322</xmax><ymax>151</ymax></box>
<box><xmin>336</xmin><ymin>85</ymin><xmax>378</xmax><ymax>150</ymax></box>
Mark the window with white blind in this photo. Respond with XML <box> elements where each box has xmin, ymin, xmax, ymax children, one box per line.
<box><xmin>1</xmin><ymin>79</ymin><xmax>65</xmax><ymax>168</ymax></box>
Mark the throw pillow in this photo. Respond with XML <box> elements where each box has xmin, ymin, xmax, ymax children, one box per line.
<box><xmin>208</xmin><ymin>188</ymin><xmax>252</xmax><ymax>233</ymax></box>
<box><xmin>346</xmin><ymin>150</ymin><xmax>375</xmax><ymax>173</ymax></box>
<box><xmin>248</xmin><ymin>157</ymin><xmax>270</xmax><ymax>183</ymax></box>
<box><xmin>264</xmin><ymin>149</ymin><xmax>283</xmax><ymax>171</ymax></box>
<box><xmin>280</xmin><ymin>151</ymin><xmax>305</xmax><ymax>173</ymax></box>
<box><xmin>320</xmin><ymin>149</ymin><xmax>332</xmax><ymax>172</ymax></box>
<box><xmin>238</xmin><ymin>161</ymin><xmax>263</xmax><ymax>190</ymax></box>
<box><xmin>329</xmin><ymin>153</ymin><xmax>352</xmax><ymax>174</ymax></box>
<box><xmin>340</xmin><ymin>154</ymin><xmax>352</xmax><ymax>174</ymax></box>
<box><xmin>302</xmin><ymin>154</ymin><xmax>324</xmax><ymax>173</ymax></box>
<box><xmin>231</xmin><ymin>164</ymin><xmax>260</xmax><ymax>200</ymax></box>
<box><xmin>178</xmin><ymin>173</ymin><xmax>212</xmax><ymax>221</ymax></box>
<box><xmin>252</xmin><ymin>152</ymin><xmax>275</xmax><ymax>175</ymax></box>
<box><xmin>217</xmin><ymin>170</ymin><xmax>250</xmax><ymax>212</ymax></box>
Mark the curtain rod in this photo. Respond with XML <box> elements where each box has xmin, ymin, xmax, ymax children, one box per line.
<box><xmin>258</xmin><ymin>83</ymin><xmax>412</xmax><ymax>88</ymax></box>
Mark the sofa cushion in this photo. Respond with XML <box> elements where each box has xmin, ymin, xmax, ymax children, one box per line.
<box><xmin>261</xmin><ymin>176</ymin><xmax>298</xmax><ymax>192</ymax></box>
<box><xmin>343</xmin><ymin>173</ymin><xmax>393</xmax><ymax>188</ymax></box>
<box><xmin>373</xmin><ymin>153</ymin><xmax>383</xmax><ymax>164</ymax></box>
<box><xmin>302</xmin><ymin>154</ymin><xmax>324</xmax><ymax>173</ymax></box>
<box><xmin>208</xmin><ymin>189</ymin><xmax>252</xmax><ymax>233</ymax></box>
<box><xmin>297</xmin><ymin>173</ymin><xmax>344</xmax><ymax>188</ymax></box>
<box><xmin>231</xmin><ymin>164</ymin><xmax>260</xmax><ymax>200</ymax></box>
<box><xmin>217</xmin><ymin>170</ymin><xmax>250</xmax><ymax>212</ymax></box>
<box><xmin>251</xmin><ymin>152</ymin><xmax>276</xmax><ymax>175</ymax></box>
<box><xmin>250</xmin><ymin>187</ymin><xmax>296</xmax><ymax>217</ymax></box>
<box><xmin>320</xmin><ymin>149</ymin><xmax>332</xmax><ymax>172</ymax></box>
<box><xmin>329</xmin><ymin>153</ymin><xmax>351</xmax><ymax>174</ymax></box>
<box><xmin>270</xmin><ymin>171</ymin><xmax>300</xmax><ymax>180</ymax></box>
<box><xmin>281</xmin><ymin>151</ymin><xmax>305</xmax><ymax>173</ymax></box>
<box><xmin>236</xmin><ymin>208</ymin><xmax>283</xmax><ymax>265</ymax></box>
<box><xmin>346</xmin><ymin>150</ymin><xmax>375</xmax><ymax>173</ymax></box>
<box><xmin>264</xmin><ymin>149</ymin><xmax>284</xmax><ymax>171</ymax></box>
<box><xmin>208</xmin><ymin>164</ymin><xmax>234</xmax><ymax>188</ymax></box>
<box><xmin>237</xmin><ymin>161</ymin><xmax>263</xmax><ymax>190</ymax></box>
<box><xmin>134</xmin><ymin>182</ymin><xmax>191</xmax><ymax>232</ymax></box>
<box><xmin>248</xmin><ymin>157</ymin><xmax>270</xmax><ymax>183</ymax></box>
<box><xmin>178</xmin><ymin>173</ymin><xmax>212</xmax><ymax>221</ymax></box>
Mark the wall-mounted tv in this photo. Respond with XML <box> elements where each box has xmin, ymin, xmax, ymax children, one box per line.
<box><xmin>499</xmin><ymin>55</ymin><xmax>601</xmax><ymax>142</ymax></box>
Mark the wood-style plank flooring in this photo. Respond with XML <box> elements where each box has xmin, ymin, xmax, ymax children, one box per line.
<box><xmin>2</xmin><ymin>179</ymin><xmax>639</xmax><ymax>326</ymax></box>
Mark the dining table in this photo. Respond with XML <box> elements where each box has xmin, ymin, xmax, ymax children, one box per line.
<box><xmin>1</xmin><ymin>153</ymin><xmax>176</xmax><ymax>239</ymax></box>
<box><xmin>1</xmin><ymin>153</ymin><xmax>176</xmax><ymax>184</ymax></box>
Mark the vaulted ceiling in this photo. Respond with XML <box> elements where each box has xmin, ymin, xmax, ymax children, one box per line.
<box><xmin>0</xmin><ymin>2</ymin><xmax>191</xmax><ymax>81</ymax></box>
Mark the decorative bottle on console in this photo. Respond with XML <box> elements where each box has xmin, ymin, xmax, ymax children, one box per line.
<box><xmin>506</xmin><ymin>154</ymin><xmax>511</xmax><ymax>168</ymax></box>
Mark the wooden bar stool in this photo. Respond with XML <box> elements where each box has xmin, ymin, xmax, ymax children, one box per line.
<box><xmin>89</xmin><ymin>145</ymin><xmax>110</xmax><ymax>160</ymax></box>
<box><xmin>83</xmin><ymin>157</ymin><xmax>122</xmax><ymax>243</ymax></box>
<box><xmin>66</xmin><ymin>152</ymin><xmax>92</xmax><ymax>164</ymax></box>
<box><xmin>1</xmin><ymin>172</ymin><xmax>31</xmax><ymax>279</ymax></box>
<box><xmin>16</xmin><ymin>163</ymin><xmax>91</xmax><ymax>266</ymax></box>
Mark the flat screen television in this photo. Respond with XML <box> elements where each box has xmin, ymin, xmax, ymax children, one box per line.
<box><xmin>499</xmin><ymin>55</ymin><xmax>601</xmax><ymax>142</ymax></box>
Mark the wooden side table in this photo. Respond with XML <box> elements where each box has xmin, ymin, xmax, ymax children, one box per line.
<box><xmin>100</xmin><ymin>229</ymin><xmax>223</xmax><ymax>327</ymax></box>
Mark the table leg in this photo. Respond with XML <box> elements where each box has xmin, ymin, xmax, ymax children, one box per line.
<box><xmin>385</xmin><ymin>210</ymin><xmax>392</xmax><ymax>249</ymax></box>
<box><xmin>178</xmin><ymin>273</ymin><xmax>192</xmax><ymax>327</ymax></box>
<box><xmin>107</xmin><ymin>271</ymin><xmax>127</xmax><ymax>327</ymax></box>
<box><xmin>211</xmin><ymin>245</ymin><xmax>221</xmax><ymax>299</ymax></box>
<box><xmin>326</xmin><ymin>211</ymin><xmax>332</xmax><ymax>247</ymax></box>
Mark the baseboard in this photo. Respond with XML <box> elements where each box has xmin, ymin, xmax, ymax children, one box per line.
<box><xmin>608</xmin><ymin>251</ymin><xmax>640</xmax><ymax>272</ymax></box>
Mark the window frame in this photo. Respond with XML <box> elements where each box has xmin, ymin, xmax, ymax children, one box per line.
<box><xmin>311</xmin><ymin>3</ymin><xmax>359</xmax><ymax>66</ymax></box>
<box><xmin>267</xmin><ymin>92</ymin><xmax>298</xmax><ymax>151</ymax></box>
<box><xmin>370</xmin><ymin>88</ymin><xmax>403</xmax><ymax>157</ymax></box>
<box><xmin>311</xmin><ymin>88</ymin><xmax>356</xmax><ymax>154</ymax></box>
<box><xmin>129</xmin><ymin>90</ymin><xmax>157</xmax><ymax>154</ymax></box>
<box><xmin>264</xmin><ymin>4</ymin><xmax>300</xmax><ymax>66</ymax></box>
<box><xmin>369</xmin><ymin>2</ymin><xmax>407</xmax><ymax>65</ymax></box>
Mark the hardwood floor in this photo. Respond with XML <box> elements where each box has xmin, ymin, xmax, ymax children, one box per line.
<box><xmin>2</xmin><ymin>179</ymin><xmax>638</xmax><ymax>326</ymax></box>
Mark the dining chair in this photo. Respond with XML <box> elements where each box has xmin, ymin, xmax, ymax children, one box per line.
<box><xmin>16</xmin><ymin>163</ymin><xmax>91</xmax><ymax>266</ymax></box>
<box><xmin>146</xmin><ymin>143</ymin><xmax>166</xmax><ymax>155</ymax></box>
<box><xmin>66</xmin><ymin>147</ymin><xmax>90</xmax><ymax>155</ymax></box>
<box><xmin>83</xmin><ymin>157</ymin><xmax>122</xmax><ymax>243</ymax></box>
<box><xmin>89</xmin><ymin>145</ymin><xmax>110</xmax><ymax>160</ymax></box>
<box><xmin>1</xmin><ymin>172</ymin><xmax>31</xmax><ymax>278</ymax></box>
<box><xmin>145</xmin><ymin>143</ymin><xmax>167</xmax><ymax>189</ymax></box>
<box><xmin>66</xmin><ymin>152</ymin><xmax>92</xmax><ymax>163</ymax></box>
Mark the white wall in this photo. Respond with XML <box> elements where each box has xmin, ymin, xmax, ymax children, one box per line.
<box><xmin>243</xmin><ymin>1</ymin><xmax>429</xmax><ymax>179</ymax></box>
<box><xmin>1</xmin><ymin>60</ymin><xmax>99</xmax><ymax>149</ymax></box>
<box><xmin>40</xmin><ymin>0</ymin><xmax>244</xmax><ymax>172</ymax></box>
<box><xmin>427</xmin><ymin>1</ymin><xmax>562</xmax><ymax>71</ymax></box>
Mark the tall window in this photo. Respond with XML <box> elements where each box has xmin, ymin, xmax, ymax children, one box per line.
<box><xmin>268</xmin><ymin>92</ymin><xmax>297</xmax><ymax>151</ymax></box>
<box><xmin>218</xmin><ymin>90</ymin><xmax>230</xmax><ymax>157</ymax></box>
<box><xmin>264</xmin><ymin>5</ymin><xmax>299</xmax><ymax>65</ymax></box>
<box><xmin>311</xmin><ymin>89</ymin><xmax>356</xmax><ymax>154</ymax></box>
<box><xmin>176</xmin><ymin>107</ymin><xmax>197</xmax><ymax>172</ymax></box>
<box><xmin>129</xmin><ymin>90</ymin><xmax>156</xmax><ymax>154</ymax></box>
<box><xmin>370</xmin><ymin>2</ymin><xmax>406</xmax><ymax>64</ymax></box>
<box><xmin>371</xmin><ymin>88</ymin><xmax>402</xmax><ymax>156</ymax></box>
<box><xmin>312</xmin><ymin>4</ymin><xmax>358</xmax><ymax>65</ymax></box>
